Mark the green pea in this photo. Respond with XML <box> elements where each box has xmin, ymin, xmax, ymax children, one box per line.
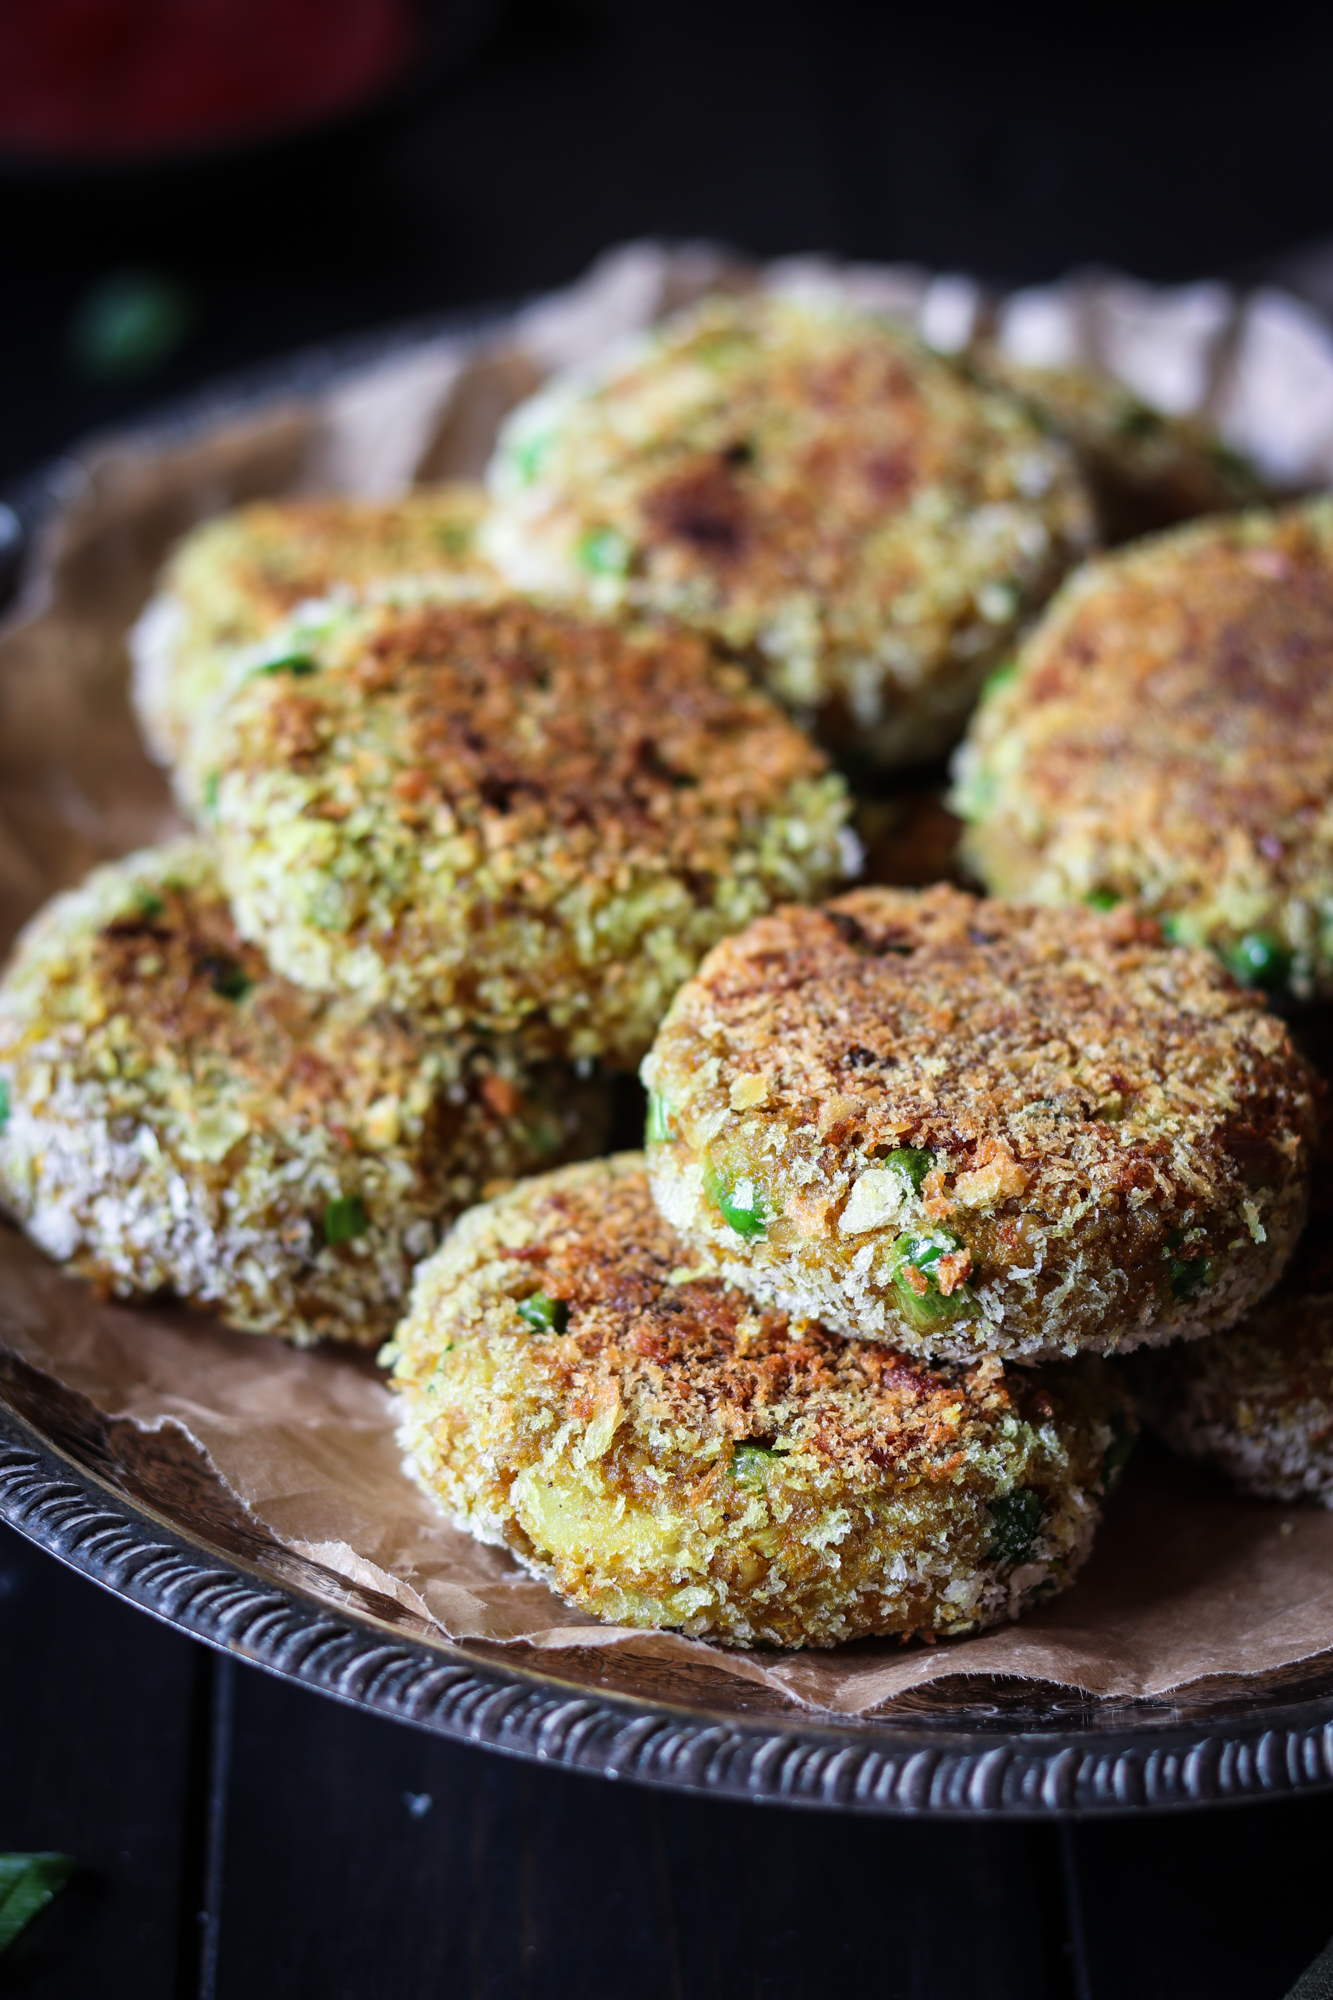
<box><xmin>133</xmin><ymin>888</ymin><xmax>166</xmax><ymax>920</ymax></box>
<box><xmin>1221</xmin><ymin>931</ymin><xmax>1293</xmax><ymax>991</ymax></box>
<box><xmin>889</xmin><ymin>1231</ymin><xmax>977</xmax><ymax>1330</ymax></box>
<box><xmin>323</xmin><ymin>1194</ymin><xmax>368</xmax><ymax>1245</ymax></box>
<box><xmin>516</xmin><ymin>1290</ymin><xmax>570</xmax><ymax>1333</ymax></box>
<box><xmin>886</xmin><ymin>1146</ymin><xmax>934</xmax><ymax>1193</ymax></box>
<box><xmin>255</xmin><ymin>653</ymin><xmax>319</xmax><ymax>678</ymax></box>
<box><xmin>0</xmin><ymin>1077</ymin><xmax>8</xmax><ymax>1134</ymax></box>
<box><xmin>986</xmin><ymin>1486</ymin><xmax>1044</xmax><ymax>1565</ymax></box>
<box><xmin>704</xmin><ymin>1161</ymin><xmax>768</xmax><ymax>1239</ymax></box>
<box><xmin>576</xmin><ymin>527</ymin><xmax>631</xmax><ymax>578</ymax></box>
<box><xmin>1083</xmin><ymin>889</ymin><xmax>1121</xmax><ymax>912</ymax></box>
<box><xmin>731</xmin><ymin>1442</ymin><xmax>785</xmax><ymax>1486</ymax></box>
<box><xmin>645</xmin><ymin>1090</ymin><xmax>673</xmax><ymax>1144</ymax></box>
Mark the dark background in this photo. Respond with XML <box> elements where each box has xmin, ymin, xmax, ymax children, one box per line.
<box><xmin>5</xmin><ymin>0</ymin><xmax>1333</xmax><ymax>489</ymax></box>
<box><xmin>6</xmin><ymin>4</ymin><xmax>1333</xmax><ymax>1993</ymax></box>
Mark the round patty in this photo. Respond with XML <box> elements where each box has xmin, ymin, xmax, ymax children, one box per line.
<box><xmin>972</xmin><ymin>353</ymin><xmax>1267</xmax><ymax>544</ymax></box>
<box><xmin>1130</xmin><ymin>1155</ymin><xmax>1333</xmax><ymax>1504</ymax></box>
<box><xmin>204</xmin><ymin>594</ymin><xmax>853</xmax><ymax>1068</ymax></box>
<box><xmin>483</xmin><ymin>291</ymin><xmax>1095</xmax><ymax>768</ymax></box>
<box><xmin>642</xmin><ymin>885</ymin><xmax>1316</xmax><ymax>1361</ymax></box>
<box><xmin>0</xmin><ymin>842</ymin><xmax>610</xmax><ymax>1345</ymax></box>
<box><xmin>950</xmin><ymin>501</ymin><xmax>1333</xmax><ymax>1001</ymax></box>
<box><xmin>130</xmin><ymin>484</ymin><xmax>489</xmax><ymax>788</ymax></box>
<box><xmin>386</xmin><ymin>1155</ymin><xmax>1132</xmax><ymax>1649</ymax></box>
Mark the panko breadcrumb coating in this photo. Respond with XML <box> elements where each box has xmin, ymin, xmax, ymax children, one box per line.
<box><xmin>386</xmin><ymin>1155</ymin><xmax>1133</xmax><ymax>1649</ymax></box>
<box><xmin>951</xmin><ymin>502</ymin><xmax>1333</xmax><ymax>1001</ymax></box>
<box><xmin>484</xmin><ymin>292</ymin><xmax>1095</xmax><ymax>768</ymax></box>
<box><xmin>643</xmin><ymin>886</ymin><xmax>1316</xmax><ymax>1361</ymax></box>
<box><xmin>1131</xmin><ymin>1156</ymin><xmax>1333</xmax><ymax>1504</ymax></box>
<box><xmin>130</xmin><ymin>484</ymin><xmax>489</xmax><ymax>786</ymax></box>
<box><xmin>0</xmin><ymin>842</ymin><xmax>609</xmax><ymax>1344</ymax></box>
<box><xmin>205</xmin><ymin>594</ymin><xmax>853</xmax><ymax>1068</ymax></box>
<box><xmin>973</xmin><ymin>353</ymin><xmax>1267</xmax><ymax>543</ymax></box>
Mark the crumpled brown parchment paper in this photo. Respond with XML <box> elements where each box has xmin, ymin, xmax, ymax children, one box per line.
<box><xmin>4</xmin><ymin>241</ymin><xmax>1333</xmax><ymax>1718</ymax></box>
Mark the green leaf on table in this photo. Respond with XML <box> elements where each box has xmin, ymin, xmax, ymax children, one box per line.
<box><xmin>0</xmin><ymin>1853</ymin><xmax>74</xmax><ymax>1953</ymax></box>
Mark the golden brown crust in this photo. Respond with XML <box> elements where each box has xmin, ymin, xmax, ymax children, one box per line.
<box><xmin>273</xmin><ymin>598</ymin><xmax>831</xmax><ymax>872</ymax></box>
<box><xmin>131</xmin><ymin>485</ymin><xmax>490</xmax><ymax>776</ymax></box>
<box><xmin>211</xmin><ymin>597</ymin><xmax>851</xmax><ymax>1064</ymax></box>
<box><xmin>389</xmin><ymin>1157</ymin><xmax>1129</xmax><ymax>1647</ymax></box>
<box><xmin>1130</xmin><ymin>1152</ymin><xmax>1333</xmax><ymax>1501</ymax></box>
<box><xmin>643</xmin><ymin>885</ymin><xmax>1316</xmax><ymax>1358</ymax></box>
<box><xmin>176</xmin><ymin>490</ymin><xmax>484</xmax><ymax>633</ymax></box>
<box><xmin>462</xmin><ymin>1161</ymin><xmax>1065</xmax><ymax>1477</ymax></box>
<box><xmin>485</xmin><ymin>293</ymin><xmax>1095</xmax><ymax>767</ymax></box>
<box><xmin>0</xmin><ymin>843</ymin><xmax>609</xmax><ymax>1342</ymax></box>
<box><xmin>952</xmin><ymin>502</ymin><xmax>1333</xmax><ymax>999</ymax></box>
<box><xmin>972</xmin><ymin>353</ymin><xmax>1267</xmax><ymax>542</ymax></box>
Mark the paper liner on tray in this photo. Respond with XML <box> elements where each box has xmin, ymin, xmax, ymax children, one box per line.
<box><xmin>3</xmin><ymin>241</ymin><xmax>1333</xmax><ymax>1716</ymax></box>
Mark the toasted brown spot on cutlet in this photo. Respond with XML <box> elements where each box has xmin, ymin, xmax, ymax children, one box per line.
<box><xmin>212</xmin><ymin>595</ymin><xmax>850</xmax><ymax>1064</ymax></box>
<box><xmin>953</xmin><ymin>501</ymin><xmax>1333</xmax><ymax>999</ymax></box>
<box><xmin>390</xmin><ymin>1157</ymin><xmax>1129</xmax><ymax>1647</ymax></box>
<box><xmin>644</xmin><ymin>884</ymin><xmax>1316</xmax><ymax>1358</ymax></box>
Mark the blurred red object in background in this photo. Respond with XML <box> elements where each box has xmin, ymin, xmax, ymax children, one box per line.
<box><xmin>0</xmin><ymin>0</ymin><xmax>422</xmax><ymax>161</ymax></box>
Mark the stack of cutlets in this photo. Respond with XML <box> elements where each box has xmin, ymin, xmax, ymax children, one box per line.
<box><xmin>3</xmin><ymin>279</ymin><xmax>1328</xmax><ymax>1656</ymax></box>
<box><xmin>385</xmin><ymin>292</ymin><xmax>1320</xmax><ymax>1652</ymax></box>
<box><xmin>389</xmin><ymin>888</ymin><xmax>1313</xmax><ymax>1649</ymax></box>
<box><xmin>0</xmin><ymin>467</ymin><xmax>852</xmax><ymax>1347</ymax></box>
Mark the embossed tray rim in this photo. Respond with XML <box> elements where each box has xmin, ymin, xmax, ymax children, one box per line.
<box><xmin>5</xmin><ymin>290</ymin><xmax>1333</xmax><ymax>1817</ymax></box>
<box><xmin>6</xmin><ymin>1393</ymin><xmax>1333</xmax><ymax>1817</ymax></box>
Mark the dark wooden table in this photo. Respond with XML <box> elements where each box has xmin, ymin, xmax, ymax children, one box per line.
<box><xmin>6</xmin><ymin>10</ymin><xmax>1333</xmax><ymax>1996</ymax></box>
<box><xmin>3</xmin><ymin>1517</ymin><xmax>1332</xmax><ymax>1999</ymax></box>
